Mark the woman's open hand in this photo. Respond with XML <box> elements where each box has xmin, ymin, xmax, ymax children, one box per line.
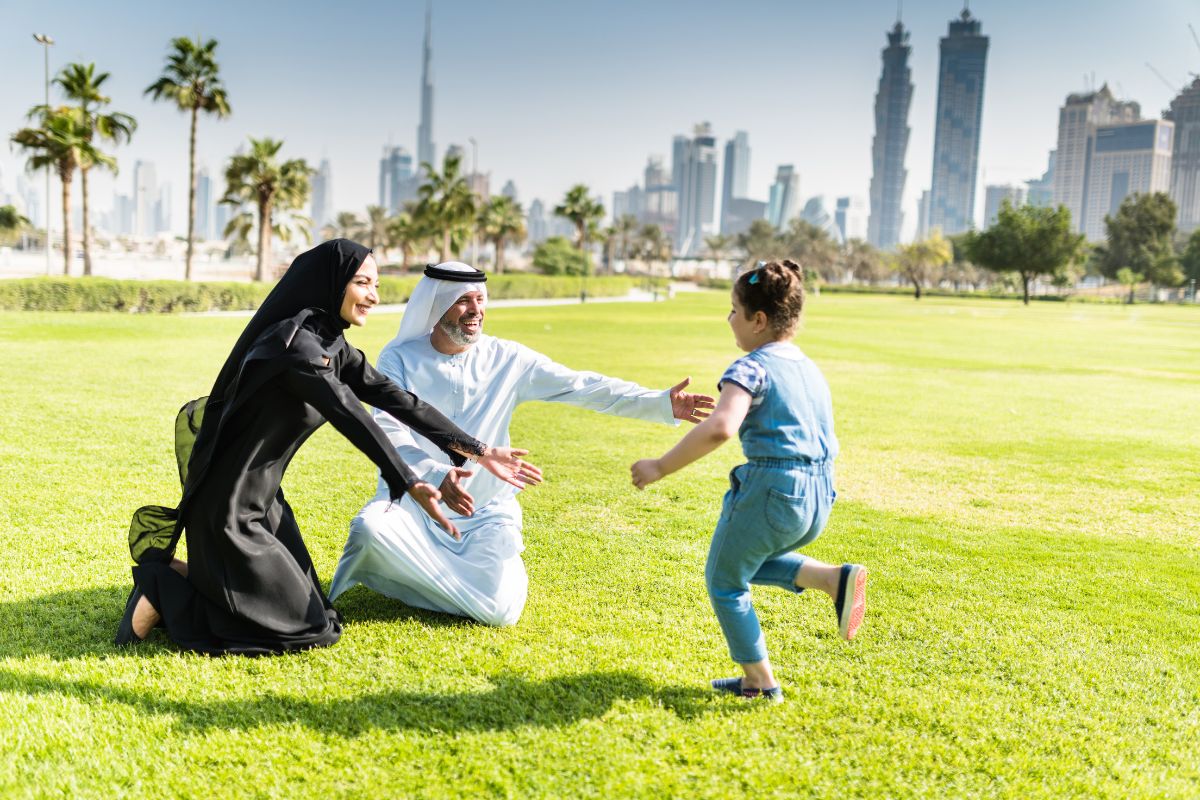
<box><xmin>478</xmin><ymin>446</ymin><xmax>544</xmax><ymax>490</ymax></box>
<box><xmin>407</xmin><ymin>481</ymin><xmax>461</xmax><ymax>540</ymax></box>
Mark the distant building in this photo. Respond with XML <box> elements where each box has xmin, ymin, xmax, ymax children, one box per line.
<box><xmin>1026</xmin><ymin>151</ymin><xmax>1056</xmax><ymax>208</ymax></box>
<box><xmin>767</xmin><ymin>165</ymin><xmax>800</xmax><ymax>229</ymax></box>
<box><xmin>800</xmin><ymin>196</ymin><xmax>843</xmax><ymax>243</ymax></box>
<box><xmin>868</xmin><ymin>19</ymin><xmax>914</xmax><ymax>250</ymax></box>
<box><xmin>916</xmin><ymin>189</ymin><xmax>931</xmax><ymax>239</ymax></box>
<box><xmin>928</xmin><ymin>8</ymin><xmax>989</xmax><ymax>235</ymax></box>
<box><xmin>836</xmin><ymin>196</ymin><xmax>868</xmax><ymax>242</ymax></box>
<box><xmin>195</xmin><ymin>168</ymin><xmax>214</xmax><ymax>241</ymax></box>
<box><xmin>466</xmin><ymin>172</ymin><xmax>490</xmax><ymax>201</ymax></box>
<box><xmin>641</xmin><ymin>157</ymin><xmax>677</xmax><ymax>237</ymax></box>
<box><xmin>612</xmin><ymin>184</ymin><xmax>644</xmax><ymax>222</ymax></box>
<box><xmin>673</xmin><ymin>122</ymin><xmax>718</xmax><ymax>255</ymax></box>
<box><xmin>1052</xmin><ymin>84</ymin><xmax>1140</xmax><ymax>232</ymax></box>
<box><xmin>527</xmin><ymin>198</ymin><xmax>548</xmax><ymax>244</ymax></box>
<box><xmin>156</xmin><ymin>183</ymin><xmax>172</xmax><ymax>235</ymax></box>
<box><xmin>416</xmin><ymin>4</ymin><xmax>435</xmax><ymax>175</ymax></box>
<box><xmin>501</xmin><ymin>180</ymin><xmax>518</xmax><ymax>202</ymax></box>
<box><xmin>1166</xmin><ymin>76</ymin><xmax>1200</xmax><ymax>234</ymax></box>
<box><xmin>111</xmin><ymin>193</ymin><xmax>133</xmax><ymax>236</ymax></box>
<box><xmin>133</xmin><ymin>160</ymin><xmax>157</xmax><ymax>238</ymax></box>
<box><xmin>720</xmin><ymin>131</ymin><xmax>765</xmax><ymax>236</ymax></box>
<box><xmin>1081</xmin><ymin>119</ymin><xmax>1174</xmax><ymax>241</ymax></box>
<box><xmin>379</xmin><ymin>147</ymin><xmax>416</xmax><ymax>213</ymax></box>
<box><xmin>445</xmin><ymin>143</ymin><xmax>465</xmax><ymax>164</ymax></box>
<box><xmin>983</xmin><ymin>184</ymin><xmax>1028</xmax><ymax>227</ymax></box>
<box><xmin>310</xmin><ymin>159</ymin><xmax>333</xmax><ymax>231</ymax></box>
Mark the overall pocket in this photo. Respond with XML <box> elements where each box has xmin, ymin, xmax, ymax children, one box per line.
<box><xmin>765</xmin><ymin>487</ymin><xmax>808</xmax><ymax>535</ymax></box>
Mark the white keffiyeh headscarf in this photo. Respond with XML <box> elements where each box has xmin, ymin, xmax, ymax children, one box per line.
<box><xmin>392</xmin><ymin>261</ymin><xmax>488</xmax><ymax>344</ymax></box>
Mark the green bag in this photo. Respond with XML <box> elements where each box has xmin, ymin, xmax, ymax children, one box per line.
<box><xmin>128</xmin><ymin>397</ymin><xmax>207</xmax><ymax>564</ymax></box>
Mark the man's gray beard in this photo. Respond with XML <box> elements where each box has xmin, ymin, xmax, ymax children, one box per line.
<box><xmin>439</xmin><ymin>316</ymin><xmax>481</xmax><ymax>346</ymax></box>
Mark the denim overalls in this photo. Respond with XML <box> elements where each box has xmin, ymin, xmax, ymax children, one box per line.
<box><xmin>706</xmin><ymin>342</ymin><xmax>839</xmax><ymax>664</ymax></box>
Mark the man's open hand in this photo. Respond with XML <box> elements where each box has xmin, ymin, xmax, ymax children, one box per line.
<box><xmin>439</xmin><ymin>467</ymin><xmax>477</xmax><ymax>516</ymax></box>
<box><xmin>669</xmin><ymin>377</ymin><xmax>716</xmax><ymax>424</ymax></box>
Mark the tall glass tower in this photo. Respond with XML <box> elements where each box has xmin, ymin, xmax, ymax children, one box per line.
<box><xmin>928</xmin><ymin>7</ymin><xmax>988</xmax><ymax>235</ymax></box>
<box><xmin>417</xmin><ymin>2</ymin><xmax>435</xmax><ymax>174</ymax></box>
<box><xmin>868</xmin><ymin>20</ymin><xmax>913</xmax><ymax>249</ymax></box>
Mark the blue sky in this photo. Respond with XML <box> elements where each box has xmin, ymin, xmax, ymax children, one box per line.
<box><xmin>2</xmin><ymin>0</ymin><xmax>1198</xmax><ymax>239</ymax></box>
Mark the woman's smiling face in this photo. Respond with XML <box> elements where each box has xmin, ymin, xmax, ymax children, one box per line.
<box><xmin>340</xmin><ymin>254</ymin><xmax>380</xmax><ymax>326</ymax></box>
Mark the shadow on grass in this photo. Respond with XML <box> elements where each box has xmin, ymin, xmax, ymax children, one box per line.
<box><xmin>0</xmin><ymin>667</ymin><xmax>712</xmax><ymax>734</ymax></box>
<box><xmin>330</xmin><ymin>585</ymin><xmax>481</xmax><ymax>627</ymax></box>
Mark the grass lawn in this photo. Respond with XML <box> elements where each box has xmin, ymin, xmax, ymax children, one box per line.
<box><xmin>0</xmin><ymin>292</ymin><xmax>1197</xmax><ymax>799</ymax></box>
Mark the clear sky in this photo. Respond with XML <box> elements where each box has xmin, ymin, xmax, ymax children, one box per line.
<box><xmin>2</xmin><ymin>0</ymin><xmax>1198</xmax><ymax>240</ymax></box>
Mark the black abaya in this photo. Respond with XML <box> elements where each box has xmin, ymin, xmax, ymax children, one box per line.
<box><xmin>125</xmin><ymin>241</ymin><xmax>483</xmax><ymax>655</ymax></box>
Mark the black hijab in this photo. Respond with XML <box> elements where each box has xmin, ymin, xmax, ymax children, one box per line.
<box><xmin>206</xmin><ymin>238</ymin><xmax>371</xmax><ymax>409</ymax></box>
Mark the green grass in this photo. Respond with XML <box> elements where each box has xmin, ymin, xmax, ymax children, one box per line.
<box><xmin>1</xmin><ymin>293</ymin><xmax>1198</xmax><ymax>799</ymax></box>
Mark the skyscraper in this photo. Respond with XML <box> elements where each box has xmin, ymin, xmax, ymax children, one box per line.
<box><xmin>1052</xmin><ymin>85</ymin><xmax>1140</xmax><ymax>232</ymax></box>
<box><xmin>767</xmin><ymin>166</ymin><xmax>800</xmax><ymax>229</ymax></box>
<box><xmin>311</xmin><ymin>159</ymin><xmax>333</xmax><ymax>232</ymax></box>
<box><xmin>378</xmin><ymin>147</ymin><xmax>415</xmax><ymax>212</ymax></box>
<box><xmin>1026</xmin><ymin>151</ymin><xmax>1056</xmax><ymax>208</ymax></box>
<box><xmin>983</xmin><ymin>184</ymin><xmax>1027</xmax><ymax>227</ymax></box>
<box><xmin>416</xmin><ymin>3</ymin><xmax>435</xmax><ymax>174</ymax></box>
<box><xmin>133</xmin><ymin>160</ymin><xmax>157</xmax><ymax>238</ymax></box>
<box><xmin>527</xmin><ymin>199</ymin><xmax>548</xmax><ymax>244</ymax></box>
<box><xmin>868</xmin><ymin>19</ymin><xmax>913</xmax><ymax>249</ymax></box>
<box><xmin>719</xmin><ymin>131</ymin><xmax>765</xmax><ymax>236</ymax></box>
<box><xmin>195</xmin><ymin>167</ymin><xmax>213</xmax><ymax>241</ymax></box>
<box><xmin>1081</xmin><ymin>119</ymin><xmax>1174</xmax><ymax>241</ymax></box>
<box><xmin>501</xmin><ymin>180</ymin><xmax>518</xmax><ymax>202</ymax></box>
<box><xmin>836</xmin><ymin>196</ymin><xmax>868</xmax><ymax>242</ymax></box>
<box><xmin>156</xmin><ymin>184</ymin><xmax>172</xmax><ymax>235</ymax></box>
<box><xmin>1166</xmin><ymin>76</ymin><xmax>1200</xmax><ymax>234</ymax></box>
<box><xmin>673</xmin><ymin>123</ymin><xmax>718</xmax><ymax>255</ymax></box>
<box><xmin>928</xmin><ymin>7</ymin><xmax>989</xmax><ymax>235</ymax></box>
<box><xmin>641</xmin><ymin>157</ymin><xmax>678</xmax><ymax>237</ymax></box>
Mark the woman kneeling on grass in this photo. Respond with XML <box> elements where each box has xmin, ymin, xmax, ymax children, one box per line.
<box><xmin>118</xmin><ymin>239</ymin><xmax>538</xmax><ymax>655</ymax></box>
<box><xmin>631</xmin><ymin>259</ymin><xmax>866</xmax><ymax>702</ymax></box>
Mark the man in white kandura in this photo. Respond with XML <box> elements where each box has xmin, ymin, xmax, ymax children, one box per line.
<box><xmin>328</xmin><ymin>261</ymin><xmax>714</xmax><ymax>626</ymax></box>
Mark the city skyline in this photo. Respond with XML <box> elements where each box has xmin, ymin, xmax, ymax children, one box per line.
<box><xmin>2</xmin><ymin>0</ymin><xmax>1198</xmax><ymax>243</ymax></box>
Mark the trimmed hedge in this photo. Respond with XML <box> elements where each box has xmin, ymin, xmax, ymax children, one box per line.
<box><xmin>0</xmin><ymin>274</ymin><xmax>642</xmax><ymax>313</ymax></box>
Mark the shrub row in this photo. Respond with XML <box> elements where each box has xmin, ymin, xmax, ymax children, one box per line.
<box><xmin>0</xmin><ymin>274</ymin><xmax>642</xmax><ymax>313</ymax></box>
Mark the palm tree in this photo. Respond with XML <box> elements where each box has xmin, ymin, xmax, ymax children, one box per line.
<box><xmin>0</xmin><ymin>205</ymin><xmax>30</xmax><ymax>246</ymax></box>
<box><xmin>477</xmin><ymin>195</ymin><xmax>526</xmax><ymax>273</ymax></box>
<box><xmin>554</xmin><ymin>184</ymin><xmax>605</xmax><ymax>254</ymax></box>
<box><xmin>783</xmin><ymin>219</ymin><xmax>840</xmax><ymax>283</ymax></box>
<box><xmin>11</xmin><ymin>106</ymin><xmax>110</xmax><ymax>275</ymax></box>
<box><xmin>220</xmin><ymin>137</ymin><xmax>312</xmax><ymax>281</ymax></box>
<box><xmin>415</xmin><ymin>153</ymin><xmax>477</xmax><ymax>261</ymax></box>
<box><xmin>736</xmin><ymin>218</ymin><xmax>786</xmax><ymax>267</ymax></box>
<box><xmin>612</xmin><ymin>213</ymin><xmax>639</xmax><ymax>273</ymax></box>
<box><xmin>637</xmin><ymin>223</ymin><xmax>671</xmax><ymax>277</ymax></box>
<box><xmin>146</xmin><ymin>37</ymin><xmax>231</xmax><ymax>281</ymax></box>
<box><xmin>386</xmin><ymin>210</ymin><xmax>423</xmax><ymax>272</ymax></box>
<box><xmin>322</xmin><ymin>211</ymin><xmax>364</xmax><ymax>243</ymax></box>
<box><xmin>704</xmin><ymin>233</ymin><xmax>734</xmax><ymax>263</ymax></box>
<box><xmin>363</xmin><ymin>205</ymin><xmax>391</xmax><ymax>255</ymax></box>
<box><xmin>55</xmin><ymin>63</ymin><xmax>136</xmax><ymax>276</ymax></box>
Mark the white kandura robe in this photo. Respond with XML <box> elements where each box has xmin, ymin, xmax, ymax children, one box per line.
<box><xmin>327</xmin><ymin>333</ymin><xmax>677</xmax><ymax>626</ymax></box>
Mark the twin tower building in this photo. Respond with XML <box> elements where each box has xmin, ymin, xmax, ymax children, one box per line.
<box><xmin>869</xmin><ymin>7</ymin><xmax>1200</xmax><ymax>248</ymax></box>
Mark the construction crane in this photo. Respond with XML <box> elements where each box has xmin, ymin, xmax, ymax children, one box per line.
<box><xmin>1145</xmin><ymin>62</ymin><xmax>1179</xmax><ymax>94</ymax></box>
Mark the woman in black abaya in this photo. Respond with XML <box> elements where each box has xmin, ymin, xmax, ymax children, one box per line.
<box><xmin>117</xmin><ymin>239</ymin><xmax>540</xmax><ymax>655</ymax></box>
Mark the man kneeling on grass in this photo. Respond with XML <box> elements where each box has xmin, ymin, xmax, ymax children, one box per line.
<box><xmin>328</xmin><ymin>261</ymin><xmax>715</xmax><ymax>626</ymax></box>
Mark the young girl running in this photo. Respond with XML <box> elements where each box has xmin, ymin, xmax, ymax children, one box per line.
<box><xmin>631</xmin><ymin>260</ymin><xmax>866</xmax><ymax>702</ymax></box>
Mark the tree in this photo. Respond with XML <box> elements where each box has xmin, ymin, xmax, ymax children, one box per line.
<box><xmin>220</xmin><ymin>137</ymin><xmax>312</xmax><ymax>282</ymax></box>
<box><xmin>322</xmin><ymin>211</ymin><xmax>364</xmax><ymax>243</ymax></box>
<box><xmin>386</xmin><ymin>210</ymin><xmax>421</xmax><ymax>272</ymax></box>
<box><xmin>532</xmin><ymin>235</ymin><xmax>588</xmax><ymax>275</ymax></box>
<box><xmin>415</xmin><ymin>153</ymin><xmax>477</xmax><ymax>261</ymax></box>
<box><xmin>735</xmin><ymin>218</ymin><xmax>786</xmax><ymax>266</ymax></box>
<box><xmin>363</xmin><ymin>205</ymin><xmax>390</xmax><ymax>253</ymax></box>
<box><xmin>842</xmin><ymin>238</ymin><xmax>888</xmax><ymax>284</ymax></box>
<box><xmin>1116</xmin><ymin>267</ymin><xmax>1142</xmax><ymax>304</ymax></box>
<box><xmin>554</xmin><ymin>184</ymin><xmax>604</xmax><ymax>257</ymax></box>
<box><xmin>610</xmin><ymin>214</ymin><xmax>639</xmax><ymax>273</ymax></box>
<box><xmin>704</xmin><ymin>233</ymin><xmax>735</xmax><ymax>262</ymax></box>
<box><xmin>0</xmin><ymin>205</ymin><xmax>30</xmax><ymax>247</ymax></box>
<box><xmin>55</xmin><ymin>63</ymin><xmax>136</xmax><ymax>276</ymax></box>
<box><xmin>636</xmin><ymin>223</ymin><xmax>671</xmax><ymax>277</ymax></box>
<box><xmin>146</xmin><ymin>37</ymin><xmax>231</xmax><ymax>281</ymax></box>
<box><xmin>895</xmin><ymin>229</ymin><xmax>953</xmax><ymax>299</ymax></box>
<box><xmin>477</xmin><ymin>195</ymin><xmax>526</xmax><ymax>273</ymax></box>
<box><xmin>1096</xmin><ymin>193</ymin><xmax>1182</xmax><ymax>289</ymax></box>
<box><xmin>783</xmin><ymin>219</ymin><xmax>840</xmax><ymax>282</ymax></box>
<box><xmin>11</xmin><ymin>105</ymin><xmax>109</xmax><ymax>275</ymax></box>
<box><xmin>1181</xmin><ymin>228</ymin><xmax>1200</xmax><ymax>286</ymax></box>
<box><xmin>964</xmin><ymin>201</ymin><xmax>1085</xmax><ymax>304</ymax></box>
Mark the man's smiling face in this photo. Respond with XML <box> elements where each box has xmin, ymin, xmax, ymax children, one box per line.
<box><xmin>437</xmin><ymin>290</ymin><xmax>486</xmax><ymax>346</ymax></box>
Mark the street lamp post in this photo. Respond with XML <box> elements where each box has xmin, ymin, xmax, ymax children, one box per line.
<box><xmin>33</xmin><ymin>33</ymin><xmax>54</xmax><ymax>276</ymax></box>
